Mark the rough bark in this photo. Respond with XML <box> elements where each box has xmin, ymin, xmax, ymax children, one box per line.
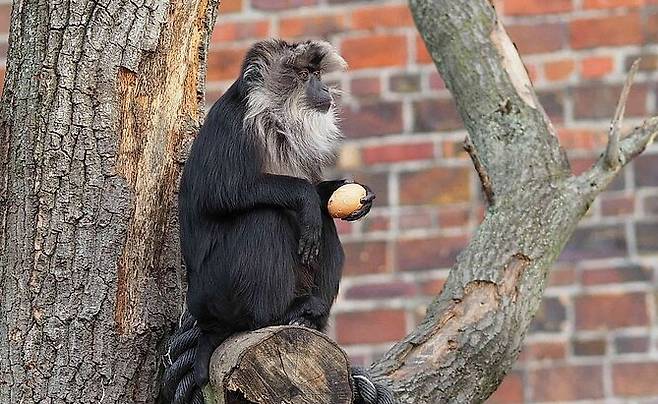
<box><xmin>366</xmin><ymin>1</ymin><xmax>657</xmax><ymax>403</ymax></box>
<box><xmin>0</xmin><ymin>0</ymin><xmax>218</xmax><ymax>401</ymax></box>
<box><xmin>205</xmin><ymin>326</ymin><xmax>353</xmax><ymax>404</ymax></box>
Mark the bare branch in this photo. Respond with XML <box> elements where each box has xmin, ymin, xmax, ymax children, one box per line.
<box><xmin>574</xmin><ymin>117</ymin><xmax>658</xmax><ymax>198</ymax></box>
<box><xmin>605</xmin><ymin>59</ymin><xmax>640</xmax><ymax>170</ymax></box>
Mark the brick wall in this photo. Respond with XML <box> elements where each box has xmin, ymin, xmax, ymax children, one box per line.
<box><xmin>1</xmin><ymin>0</ymin><xmax>657</xmax><ymax>402</ymax></box>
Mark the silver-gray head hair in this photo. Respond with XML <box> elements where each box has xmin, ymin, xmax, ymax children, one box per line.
<box><xmin>240</xmin><ymin>39</ymin><xmax>347</xmax><ymax>182</ymax></box>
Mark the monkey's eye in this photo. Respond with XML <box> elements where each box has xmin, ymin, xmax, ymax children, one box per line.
<box><xmin>299</xmin><ymin>70</ymin><xmax>309</xmax><ymax>80</ymax></box>
<box><xmin>312</xmin><ymin>71</ymin><xmax>321</xmax><ymax>79</ymax></box>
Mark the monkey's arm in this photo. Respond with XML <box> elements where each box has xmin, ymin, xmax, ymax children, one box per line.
<box><xmin>201</xmin><ymin>174</ymin><xmax>323</xmax><ymax>264</ymax></box>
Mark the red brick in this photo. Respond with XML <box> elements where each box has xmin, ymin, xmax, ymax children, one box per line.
<box><xmin>626</xmin><ymin>53</ymin><xmax>658</xmax><ymax>72</ymax></box>
<box><xmin>584</xmin><ymin>0</ymin><xmax>643</xmax><ymax>8</ymax></box>
<box><xmin>413</xmin><ymin>98</ymin><xmax>463</xmax><ymax>132</ymax></box>
<box><xmin>207</xmin><ymin>47</ymin><xmax>248</xmax><ymax>81</ymax></box>
<box><xmin>334</xmin><ymin>219</ymin><xmax>353</xmax><ymax>235</ymax></box>
<box><xmin>341</xmin><ymin>101</ymin><xmax>403</xmax><ymax>138</ymax></box>
<box><xmin>335</xmin><ymin>309</ymin><xmax>407</xmax><ymax>344</ymax></box>
<box><xmin>635</xmin><ymin>153</ymin><xmax>658</xmax><ymax>187</ymax></box>
<box><xmin>488</xmin><ymin>371</ymin><xmax>524</xmax><ymax>403</ymax></box>
<box><xmin>399</xmin><ymin>209</ymin><xmax>434</xmax><ymax>230</ymax></box>
<box><xmin>507</xmin><ymin>23</ymin><xmax>565</xmax><ymax>54</ymax></box>
<box><xmin>575</xmin><ymin>293</ymin><xmax>648</xmax><ymax>330</ymax></box>
<box><xmin>570</xmin><ymin>14</ymin><xmax>643</xmax><ymax>49</ymax></box>
<box><xmin>389</xmin><ymin>73</ymin><xmax>421</xmax><ymax>93</ymax></box>
<box><xmin>362</xmin><ymin>143</ymin><xmax>434</xmax><ymax>165</ymax></box>
<box><xmin>219</xmin><ymin>0</ymin><xmax>242</xmax><ymax>13</ymax></box>
<box><xmin>573</xmin><ymin>338</ymin><xmax>606</xmax><ymax>356</ymax></box>
<box><xmin>419</xmin><ymin>278</ymin><xmax>446</xmax><ymax>296</ymax></box>
<box><xmin>399</xmin><ymin>167</ymin><xmax>471</xmax><ymax>206</ymax></box>
<box><xmin>361</xmin><ymin>215</ymin><xmax>390</xmax><ymax>233</ymax></box>
<box><xmin>557</xmin><ymin>128</ymin><xmax>607</xmax><ymax>150</ymax></box>
<box><xmin>537</xmin><ymin>89</ymin><xmax>566</xmax><ymax>122</ymax></box>
<box><xmin>581</xmin><ymin>263</ymin><xmax>651</xmax><ymax>285</ymax></box>
<box><xmin>636</xmin><ymin>221</ymin><xmax>658</xmax><ymax>255</ymax></box>
<box><xmin>548</xmin><ymin>264</ymin><xmax>577</xmax><ymax>286</ymax></box>
<box><xmin>212</xmin><ymin>20</ymin><xmax>269</xmax><ymax>42</ymax></box>
<box><xmin>428</xmin><ymin>72</ymin><xmax>445</xmax><ymax>89</ymax></box>
<box><xmin>343</xmin><ymin>241</ymin><xmax>389</xmax><ymax>276</ymax></box>
<box><xmin>352</xmin><ymin>4</ymin><xmax>414</xmax><ymax>30</ymax></box>
<box><xmin>397</xmin><ymin>235</ymin><xmax>468</xmax><ymax>271</ymax></box>
<box><xmin>251</xmin><ymin>0</ymin><xmax>316</xmax><ymax>11</ymax></box>
<box><xmin>416</xmin><ymin>35</ymin><xmax>432</xmax><ymax>64</ymax></box>
<box><xmin>562</xmin><ymin>225</ymin><xmax>628</xmax><ymax>261</ymax></box>
<box><xmin>350</xmin><ymin>77</ymin><xmax>380</xmax><ymax>98</ymax></box>
<box><xmin>645</xmin><ymin>194</ymin><xmax>658</xmax><ymax>215</ymax></box>
<box><xmin>573</xmin><ymin>83</ymin><xmax>647</xmax><ymax>120</ymax></box>
<box><xmin>519</xmin><ymin>341</ymin><xmax>566</xmax><ymax>362</ymax></box>
<box><xmin>613</xmin><ymin>362</ymin><xmax>658</xmax><ymax>396</ymax></box>
<box><xmin>529</xmin><ymin>297</ymin><xmax>567</xmax><ymax>333</ymax></box>
<box><xmin>341</xmin><ymin>34</ymin><xmax>407</xmax><ymax>69</ymax></box>
<box><xmin>0</xmin><ymin>66</ymin><xmax>5</xmax><ymax>93</ymax></box>
<box><xmin>437</xmin><ymin>207</ymin><xmax>470</xmax><ymax>229</ymax></box>
<box><xmin>529</xmin><ymin>365</ymin><xmax>604</xmax><ymax>401</ymax></box>
<box><xmin>352</xmin><ymin>172</ymin><xmax>389</xmax><ymax>206</ymax></box>
<box><xmin>279</xmin><ymin>14</ymin><xmax>346</xmax><ymax>38</ymax></box>
<box><xmin>345</xmin><ymin>281</ymin><xmax>417</xmax><ymax>300</ymax></box>
<box><xmin>581</xmin><ymin>56</ymin><xmax>614</xmax><ymax>79</ymax></box>
<box><xmin>600</xmin><ymin>194</ymin><xmax>635</xmax><ymax>216</ymax></box>
<box><xmin>441</xmin><ymin>139</ymin><xmax>469</xmax><ymax>160</ymax></box>
<box><xmin>503</xmin><ymin>0</ymin><xmax>572</xmax><ymax>15</ymax></box>
<box><xmin>544</xmin><ymin>59</ymin><xmax>575</xmax><ymax>81</ymax></box>
<box><xmin>0</xmin><ymin>5</ymin><xmax>10</xmax><ymax>34</ymax></box>
<box><xmin>615</xmin><ymin>336</ymin><xmax>649</xmax><ymax>354</ymax></box>
<box><xmin>648</xmin><ymin>12</ymin><xmax>658</xmax><ymax>43</ymax></box>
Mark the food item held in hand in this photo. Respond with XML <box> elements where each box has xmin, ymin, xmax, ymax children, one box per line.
<box><xmin>327</xmin><ymin>183</ymin><xmax>367</xmax><ymax>219</ymax></box>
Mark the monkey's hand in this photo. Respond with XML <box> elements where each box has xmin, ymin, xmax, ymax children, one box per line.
<box><xmin>297</xmin><ymin>193</ymin><xmax>323</xmax><ymax>265</ymax></box>
<box><xmin>343</xmin><ymin>183</ymin><xmax>376</xmax><ymax>221</ymax></box>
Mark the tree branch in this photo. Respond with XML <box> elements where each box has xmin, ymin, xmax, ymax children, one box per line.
<box><xmin>605</xmin><ymin>59</ymin><xmax>640</xmax><ymax>170</ymax></box>
<box><xmin>367</xmin><ymin>1</ymin><xmax>655</xmax><ymax>402</ymax></box>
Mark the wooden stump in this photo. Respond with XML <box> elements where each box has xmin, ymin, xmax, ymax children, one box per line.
<box><xmin>206</xmin><ymin>326</ymin><xmax>354</xmax><ymax>404</ymax></box>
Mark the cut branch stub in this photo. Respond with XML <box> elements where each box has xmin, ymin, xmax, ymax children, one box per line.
<box><xmin>207</xmin><ymin>326</ymin><xmax>353</xmax><ymax>404</ymax></box>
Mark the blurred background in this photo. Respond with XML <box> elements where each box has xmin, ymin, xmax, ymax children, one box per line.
<box><xmin>2</xmin><ymin>0</ymin><xmax>657</xmax><ymax>402</ymax></box>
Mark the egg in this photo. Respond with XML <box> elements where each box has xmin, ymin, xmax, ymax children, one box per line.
<box><xmin>327</xmin><ymin>183</ymin><xmax>367</xmax><ymax>219</ymax></box>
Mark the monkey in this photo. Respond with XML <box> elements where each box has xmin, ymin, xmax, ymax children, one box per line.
<box><xmin>178</xmin><ymin>39</ymin><xmax>375</xmax><ymax>389</ymax></box>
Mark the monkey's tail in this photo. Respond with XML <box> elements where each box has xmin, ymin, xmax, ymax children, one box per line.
<box><xmin>159</xmin><ymin>309</ymin><xmax>205</xmax><ymax>404</ymax></box>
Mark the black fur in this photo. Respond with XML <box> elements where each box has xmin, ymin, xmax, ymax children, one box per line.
<box><xmin>178</xmin><ymin>39</ymin><xmax>370</xmax><ymax>389</ymax></box>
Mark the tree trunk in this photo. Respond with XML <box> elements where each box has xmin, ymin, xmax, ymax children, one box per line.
<box><xmin>0</xmin><ymin>0</ymin><xmax>218</xmax><ymax>401</ymax></box>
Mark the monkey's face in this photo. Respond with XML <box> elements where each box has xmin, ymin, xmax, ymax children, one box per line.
<box><xmin>241</xmin><ymin>39</ymin><xmax>347</xmax><ymax>117</ymax></box>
